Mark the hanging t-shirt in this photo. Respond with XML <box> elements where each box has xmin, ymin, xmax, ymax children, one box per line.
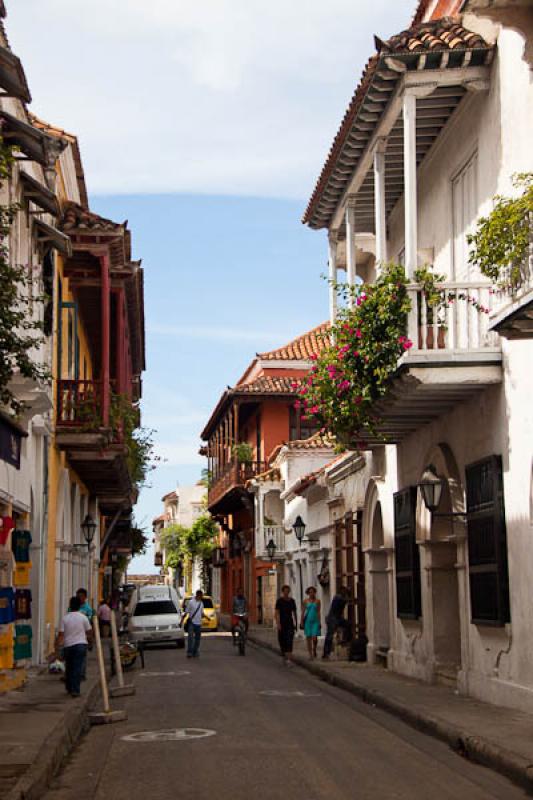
<box><xmin>13</xmin><ymin>562</ymin><xmax>31</xmax><ymax>587</ymax></box>
<box><xmin>15</xmin><ymin>589</ymin><xmax>31</xmax><ymax>620</ymax></box>
<box><xmin>0</xmin><ymin>587</ymin><xmax>15</xmax><ymax>624</ymax></box>
<box><xmin>12</xmin><ymin>530</ymin><xmax>31</xmax><ymax>562</ymax></box>
<box><xmin>0</xmin><ymin>625</ymin><xmax>14</xmax><ymax>669</ymax></box>
<box><xmin>0</xmin><ymin>516</ymin><xmax>14</xmax><ymax>546</ymax></box>
<box><xmin>14</xmin><ymin>624</ymin><xmax>32</xmax><ymax>660</ymax></box>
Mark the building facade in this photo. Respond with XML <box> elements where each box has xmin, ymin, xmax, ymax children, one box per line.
<box><xmin>300</xmin><ymin>0</ymin><xmax>533</xmax><ymax>711</ymax></box>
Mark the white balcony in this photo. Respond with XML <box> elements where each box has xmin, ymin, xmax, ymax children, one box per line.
<box><xmin>489</xmin><ymin>254</ymin><xmax>533</xmax><ymax>339</ymax></box>
<box><xmin>365</xmin><ymin>280</ymin><xmax>502</xmax><ymax>445</ymax></box>
<box><xmin>256</xmin><ymin>525</ymin><xmax>285</xmax><ymax>560</ymax></box>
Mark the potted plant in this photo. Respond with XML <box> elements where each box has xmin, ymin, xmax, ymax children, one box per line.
<box><xmin>232</xmin><ymin>442</ymin><xmax>254</xmax><ymax>464</ymax></box>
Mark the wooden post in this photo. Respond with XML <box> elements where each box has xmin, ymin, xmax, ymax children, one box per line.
<box><xmin>109</xmin><ymin>609</ymin><xmax>135</xmax><ymax>696</ymax></box>
<box><xmin>93</xmin><ymin>615</ymin><xmax>110</xmax><ymax>712</ymax></box>
<box><xmin>100</xmin><ymin>253</ymin><xmax>111</xmax><ymax>425</ymax></box>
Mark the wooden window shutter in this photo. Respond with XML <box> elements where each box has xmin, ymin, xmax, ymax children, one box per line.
<box><xmin>394</xmin><ymin>487</ymin><xmax>421</xmax><ymax>619</ymax></box>
<box><xmin>466</xmin><ymin>455</ymin><xmax>510</xmax><ymax>625</ymax></box>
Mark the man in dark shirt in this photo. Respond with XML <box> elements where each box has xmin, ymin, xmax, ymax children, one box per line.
<box><xmin>322</xmin><ymin>586</ymin><xmax>350</xmax><ymax>659</ymax></box>
<box><xmin>275</xmin><ymin>585</ymin><xmax>298</xmax><ymax>665</ymax></box>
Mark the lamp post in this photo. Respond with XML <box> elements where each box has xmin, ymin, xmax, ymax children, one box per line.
<box><xmin>292</xmin><ymin>515</ymin><xmax>306</xmax><ymax>606</ymax></box>
<box><xmin>81</xmin><ymin>514</ymin><xmax>97</xmax><ymax>549</ymax></box>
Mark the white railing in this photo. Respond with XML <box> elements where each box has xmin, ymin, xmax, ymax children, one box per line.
<box><xmin>490</xmin><ymin>250</ymin><xmax>533</xmax><ymax>316</ymax></box>
<box><xmin>256</xmin><ymin>525</ymin><xmax>285</xmax><ymax>559</ymax></box>
<box><xmin>406</xmin><ymin>281</ymin><xmax>499</xmax><ymax>354</ymax></box>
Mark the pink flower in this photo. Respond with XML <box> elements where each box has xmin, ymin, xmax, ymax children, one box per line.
<box><xmin>402</xmin><ymin>338</ymin><xmax>413</xmax><ymax>351</ymax></box>
<box><xmin>309</xmin><ymin>353</ymin><xmax>318</xmax><ymax>361</ymax></box>
<box><xmin>290</xmin><ymin>382</ymin><xmax>299</xmax><ymax>390</ymax></box>
<box><xmin>293</xmin><ymin>400</ymin><xmax>301</xmax><ymax>410</ymax></box>
<box><xmin>299</xmin><ymin>386</ymin><xmax>307</xmax><ymax>395</ymax></box>
<box><xmin>354</xmin><ymin>350</ymin><xmax>359</xmax><ymax>358</ymax></box>
<box><xmin>354</xmin><ymin>396</ymin><xmax>362</xmax><ymax>405</ymax></box>
<box><xmin>309</xmin><ymin>405</ymin><xmax>319</xmax><ymax>414</ymax></box>
<box><xmin>338</xmin><ymin>380</ymin><xmax>350</xmax><ymax>393</ymax></box>
<box><xmin>355</xmin><ymin>329</ymin><xmax>362</xmax><ymax>339</ymax></box>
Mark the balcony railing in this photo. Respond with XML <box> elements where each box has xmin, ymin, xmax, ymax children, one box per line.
<box><xmin>406</xmin><ymin>280</ymin><xmax>499</xmax><ymax>355</ymax></box>
<box><xmin>57</xmin><ymin>379</ymin><xmax>101</xmax><ymax>427</ymax></box>
<box><xmin>208</xmin><ymin>458</ymin><xmax>267</xmax><ymax>508</ymax></box>
<box><xmin>256</xmin><ymin>525</ymin><xmax>285</xmax><ymax>559</ymax></box>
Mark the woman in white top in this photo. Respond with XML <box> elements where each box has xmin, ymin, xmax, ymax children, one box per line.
<box><xmin>56</xmin><ymin>596</ymin><xmax>92</xmax><ymax>697</ymax></box>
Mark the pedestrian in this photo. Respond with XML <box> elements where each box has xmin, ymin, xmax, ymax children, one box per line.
<box><xmin>76</xmin><ymin>588</ymin><xmax>94</xmax><ymax>680</ymax></box>
<box><xmin>231</xmin><ymin>587</ymin><xmax>249</xmax><ymax>645</ymax></box>
<box><xmin>301</xmin><ymin>586</ymin><xmax>321</xmax><ymax>660</ymax></box>
<box><xmin>186</xmin><ymin>590</ymin><xmax>204</xmax><ymax>659</ymax></box>
<box><xmin>322</xmin><ymin>586</ymin><xmax>350</xmax><ymax>660</ymax></box>
<box><xmin>97</xmin><ymin>597</ymin><xmax>112</xmax><ymax>638</ymax></box>
<box><xmin>275</xmin><ymin>585</ymin><xmax>297</xmax><ymax>666</ymax></box>
<box><xmin>56</xmin><ymin>596</ymin><xmax>93</xmax><ymax>697</ymax></box>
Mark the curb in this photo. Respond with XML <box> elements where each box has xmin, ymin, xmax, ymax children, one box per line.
<box><xmin>6</xmin><ymin>675</ymin><xmax>101</xmax><ymax>800</ymax></box>
<box><xmin>249</xmin><ymin>633</ymin><xmax>533</xmax><ymax>793</ymax></box>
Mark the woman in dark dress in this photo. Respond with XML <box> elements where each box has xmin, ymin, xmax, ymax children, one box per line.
<box><xmin>275</xmin><ymin>585</ymin><xmax>298</xmax><ymax>666</ymax></box>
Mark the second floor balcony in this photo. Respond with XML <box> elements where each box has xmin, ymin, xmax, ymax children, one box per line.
<box><xmin>208</xmin><ymin>458</ymin><xmax>267</xmax><ymax>512</ymax></box>
<box><xmin>256</xmin><ymin>524</ymin><xmax>285</xmax><ymax>561</ymax></box>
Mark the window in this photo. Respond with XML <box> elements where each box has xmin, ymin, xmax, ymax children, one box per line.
<box><xmin>394</xmin><ymin>487</ymin><xmax>421</xmax><ymax>619</ymax></box>
<box><xmin>452</xmin><ymin>153</ymin><xmax>478</xmax><ymax>280</ymax></box>
<box><xmin>133</xmin><ymin>601</ymin><xmax>178</xmax><ymax>616</ymax></box>
<box><xmin>289</xmin><ymin>406</ymin><xmax>319</xmax><ymax>441</ymax></box>
<box><xmin>466</xmin><ymin>455</ymin><xmax>510</xmax><ymax>625</ymax></box>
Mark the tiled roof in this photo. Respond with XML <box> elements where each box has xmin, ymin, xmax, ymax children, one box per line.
<box><xmin>258</xmin><ymin>322</ymin><xmax>330</xmax><ymax>361</ymax></box>
<box><xmin>235</xmin><ymin>376</ymin><xmax>301</xmax><ymax>395</ymax></box>
<box><xmin>303</xmin><ymin>18</ymin><xmax>492</xmax><ymax>229</ymax></box>
<box><xmin>268</xmin><ymin>433</ymin><xmax>336</xmax><ymax>465</ymax></box>
<box><xmin>62</xmin><ymin>201</ymin><xmax>125</xmax><ymax>233</ymax></box>
<box><xmin>152</xmin><ymin>513</ymin><xmax>168</xmax><ymax>525</ymax></box>
<box><xmin>29</xmin><ymin>114</ymin><xmax>88</xmax><ymax>207</ymax></box>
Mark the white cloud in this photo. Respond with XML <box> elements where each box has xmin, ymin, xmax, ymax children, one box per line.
<box><xmin>6</xmin><ymin>0</ymin><xmax>413</xmax><ymax>197</ymax></box>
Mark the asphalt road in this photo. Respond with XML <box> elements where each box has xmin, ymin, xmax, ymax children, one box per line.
<box><xmin>43</xmin><ymin>633</ymin><xmax>527</xmax><ymax>800</ymax></box>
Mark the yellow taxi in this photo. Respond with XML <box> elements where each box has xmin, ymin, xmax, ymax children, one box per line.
<box><xmin>182</xmin><ymin>596</ymin><xmax>219</xmax><ymax>631</ymax></box>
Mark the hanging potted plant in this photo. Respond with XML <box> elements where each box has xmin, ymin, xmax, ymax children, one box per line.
<box><xmin>232</xmin><ymin>441</ymin><xmax>254</xmax><ymax>464</ymax></box>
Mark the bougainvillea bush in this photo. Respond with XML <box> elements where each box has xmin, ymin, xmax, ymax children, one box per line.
<box><xmin>294</xmin><ymin>262</ymin><xmax>411</xmax><ymax>448</ymax></box>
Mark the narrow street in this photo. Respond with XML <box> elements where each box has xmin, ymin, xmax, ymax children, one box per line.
<box><xmin>43</xmin><ymin>635</ymin><xmax>526</xmax><ymax>800</ymax></box>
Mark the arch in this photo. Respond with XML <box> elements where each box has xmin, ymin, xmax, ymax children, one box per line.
<box><xmin>362</xmin><ymin>477</ymin><xmax>394</xmax><ymax>552</ymax></box>
<box><xmin>363</xmin><ymin>477</ymin><xmax>393</xmax><ymax>661</ymax></box>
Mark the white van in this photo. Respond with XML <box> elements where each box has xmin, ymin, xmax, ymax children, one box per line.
<box><xmin>128</xmin><ymin>585</ymin><xmax>184</xmax><ymax>648</ymax></box>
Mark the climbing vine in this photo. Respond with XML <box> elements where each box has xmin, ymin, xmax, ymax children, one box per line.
<box><xmin>0</xmin><ymin>139</ymin><xmax>47</xmax><ymax>415</ymax></box>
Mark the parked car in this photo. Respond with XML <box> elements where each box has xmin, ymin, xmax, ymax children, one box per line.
<box><xmin>182</xmin><ymin>595</ymin><xmax>219</xmax><ymax>631</ymax></box>
<box><xmin>128</xmin><ymin>585</ymin><xmax>184</xmax><ymax>647</ymax></box>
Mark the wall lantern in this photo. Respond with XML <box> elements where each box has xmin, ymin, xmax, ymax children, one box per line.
<box><xmin>418</xmin><ymin>464</ymin><xmax>443</xmax><ymax>514</ymax></box>
<box><xmin>266</xmin><ymin>538</ymin><xmax>277</xmax><ymax>560</ymax></box>
<box><xmin>81</xmin><ymin>513</ymin><xmax>97</xmax><ymax>549</ymax></box>
<box><xmin>292</xmin><ymin>515</ymin><xmax>306</xmax><ymax>543</ymax></box>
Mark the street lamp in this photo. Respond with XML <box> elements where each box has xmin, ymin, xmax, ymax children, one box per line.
<box><xmin>266</xmin><ymin>538</ymin><xmax>277</xmax><ymax>561</ymax></box>
<box><xmin>81</xmin><ymin>513</ymin><xmax>97</xmax><ymax>549</ymax></box>
<box><xmin>418</xmin><ymin>465</ymin><xmax>443</xmax><ymax>514</ymax></box>
<box><xmin>292</xmin><ymin>516</ymin><xmax>306</xmax><ymax>605</ymax></box>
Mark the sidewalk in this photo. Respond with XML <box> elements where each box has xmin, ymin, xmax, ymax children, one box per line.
<box><xmin>0</xmin><ymin>658</ymin><xmax>101</xmax><ymax>800</ymax></box>
<box><xmin>248</xmin><ymin>623</ymin><xmax>533</xmax><ymax>792</ymax></box>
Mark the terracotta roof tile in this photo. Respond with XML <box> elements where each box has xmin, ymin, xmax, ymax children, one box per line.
<box><xmin>62</xmin><ymin>200</ymin><xmax>125</xmax><ymax>233</ymax></box>
<box><xmin>288</xmin><ymin>433</ymin><xmax>336</xmax><ymax>450</ymax></box>
<box><xmin>303</xmin><ymin>18</ymin><xmax>492</xmax><ymax>229</ymax></box>
<box><xmin>258</xmin><ymin>322</ymin><xmax>330</xmax><ymax>361</ymax></box>
<box><xmin>235</xmin><ymin>376</ymin><xmax>301</xmax><ymax>395</ymax></box>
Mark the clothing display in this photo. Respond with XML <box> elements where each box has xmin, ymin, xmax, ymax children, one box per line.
<box><xmin>13</xmin><ymin>562</ymin><xmax>31</xmax><ymax>587</ymax></box>
<box><xmin>11</xmin><ymin>529</ymin><xmax>31</xmax><ymax>562</ymax></box>
<box><xmin>0</xmin><ymin>516</ymin><xmax>14</xmax><ymax>547</ymax></box>
<box><xmin>0</xmin><ymin>625</ymin><xmax>14</xmax><ymax>669</ymax></box>
<box><xmin>15</xmin><ymin>589</ymin><xmax>31</xmax><ymax>620</ymax></box>
<box><xmin>0</xmin><ymin>587</ymin><xmax>15</xmax><ymax>624</ymax></box>
<box><xmin>14</xmin><ymin>624</ymin><xmax>32</xmax><ymax>660</ymax></box>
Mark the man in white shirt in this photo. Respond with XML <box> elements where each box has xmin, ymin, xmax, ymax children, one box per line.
<box><xmin>56</xmin><ymin>595</ymin><xmax>93</xmax><ymax>697</ymax></box>
<box><xmin>186</xmin><ymin>590</ymin><xmax>205</xmax><ymax>658</ymax></box>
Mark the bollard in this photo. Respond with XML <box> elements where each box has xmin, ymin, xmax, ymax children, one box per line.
<box><xmin>109</xmin><ymin>610</ymin><xmax>135</xmax><ymax>697</ymax></box>
<box><xmin>88</xmin><ymin>616</ymin><xmax>127</xmax><ymax>725</ymax></box>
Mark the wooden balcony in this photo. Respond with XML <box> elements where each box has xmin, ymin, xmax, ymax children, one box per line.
<box><xmin>55</xmin><ymin>379</ymin><xmax>134</xmax><ymax>513</ymax></box>
<box><xmin>208</xmin><ymin>458</ymin><xmax>267</xmax><ymax>512</ymax></box>
<box><xmin>364</xmin><ymin>280</ymin><xmax>502</xmax><ymax>445</ymax></box>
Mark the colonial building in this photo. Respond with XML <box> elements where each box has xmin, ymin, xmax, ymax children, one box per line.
<box><xmin>301</xmin><ymin>0</ymin><xmax>533</xmax><ymax>711</ymax></box>
<box><xmin>201</xmin><ymin>324</ymin><xmax>328</xmax><ymax>622</ymax></box>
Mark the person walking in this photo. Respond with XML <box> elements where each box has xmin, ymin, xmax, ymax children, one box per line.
<box><xmin>97</xmin><ymin>598</ymin><xmax>112</xmax><ymax>638</ymax></box>
<box><xmin>76</xmin><ymin>588</ymin><xmax>94</xmax><ymax>680</ymax></box>
<box><xmin>322</xmin><ymin>586</ymin><xmax>350</xmax><ymax>660</ymax></box>
<box><xmin>301</xmin><ymin>586</ymin><xmax>321</xmax><ymax>660</ymax></box>
<box><xmin>231</xmin><ymin>587</ymin><xmax>248</xmax><ymax>645</ymax></box>
<box><xmin>275</xmin><ymin>585</ymin><xmax>298</xmax><ymax>666</ymax></box>
<box><xmin>186</xmin><ymin>590</ymin><xmax>204</xmax><ymax>658</ymax></box>
<box><xmin>56</xmin><ymin>596</ymin><xmax>92</xmax><ymax>697</ymax></box>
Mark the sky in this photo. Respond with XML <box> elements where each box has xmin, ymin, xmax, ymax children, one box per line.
<box><xmin>7</xmin><ymin>0</ymin><xmax>414</xmax><ymax>572</ymax></box>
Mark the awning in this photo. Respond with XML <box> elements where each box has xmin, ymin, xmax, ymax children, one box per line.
<box><xmin>20</xmin><ymin>171</ymin><xmax>59</xmax><ymax>216</ymax></box>
<box><xmin>0</xmin><ymin>44</ymin><xmax>30</xmax><ymax>103</ymax></box>
<box><xmin>33</xmin><ymin>218</ymin><xmax>72</xmax><ymax>256</ymax></box>
<box><xmin>0</xmin><ymin>110</ymin><xmax>66</xmax><ymax>166</ymax></box>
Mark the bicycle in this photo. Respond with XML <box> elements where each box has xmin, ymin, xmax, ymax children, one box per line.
<box><xmin>232</xmin><ymin>612</ymin><xmax>247</xmax><ymax>656</ymax></box>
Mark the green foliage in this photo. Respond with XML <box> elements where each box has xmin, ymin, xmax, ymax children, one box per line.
<box><xmin>160</xmin><ymin>516</ymin><xmax>218</xmax><ymax>570</ymax></box>
<box><xmin>110</xmin><ymin>393</ymin><xmax>160</xmax><ymax>490</ymax></box>
<box><xmin>232</xmin><ymin>441</ymin><xmax>253</xmax><ymax>463</ymax></box>
<box><xmin>468</xmin><ymin>173</ymin><xmax>533</xmax><ymax>287</ymax></box>
<box><xmin>299</xmin><ymin>263</ymin><xmax>411</xmax><ymax>447</ymax></box>
<box><xmin>130</xmin><ymin>524</ymin><xmax>148</xmax><ymax>556</ymax></box>
<box><xmin>0</xmin><ymin>140</ymin><xmax>48</xmax><ymax>414</ymax></box>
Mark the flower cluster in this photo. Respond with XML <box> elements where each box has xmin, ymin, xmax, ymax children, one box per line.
<box><xmin>296</xmin><ymin>263</ymin><xmax>411</xmax><ymax>448</ymax></box>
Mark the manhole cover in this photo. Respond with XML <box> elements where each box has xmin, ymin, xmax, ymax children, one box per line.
<box><xmin>259</xmin><ymin>689</ymin><xmax>321</xmax><ymax>697</ymax></box>
<box><xmin>122</xmin><ymin>728</ymin><xmax>216</xmax><ymax>742</ymax></box>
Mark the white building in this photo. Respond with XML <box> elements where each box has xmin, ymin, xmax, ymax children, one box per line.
<box><xmin>300</xmin><ymin>3</ymin><xmax>533</xmax><ymax>711</ymax></box>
